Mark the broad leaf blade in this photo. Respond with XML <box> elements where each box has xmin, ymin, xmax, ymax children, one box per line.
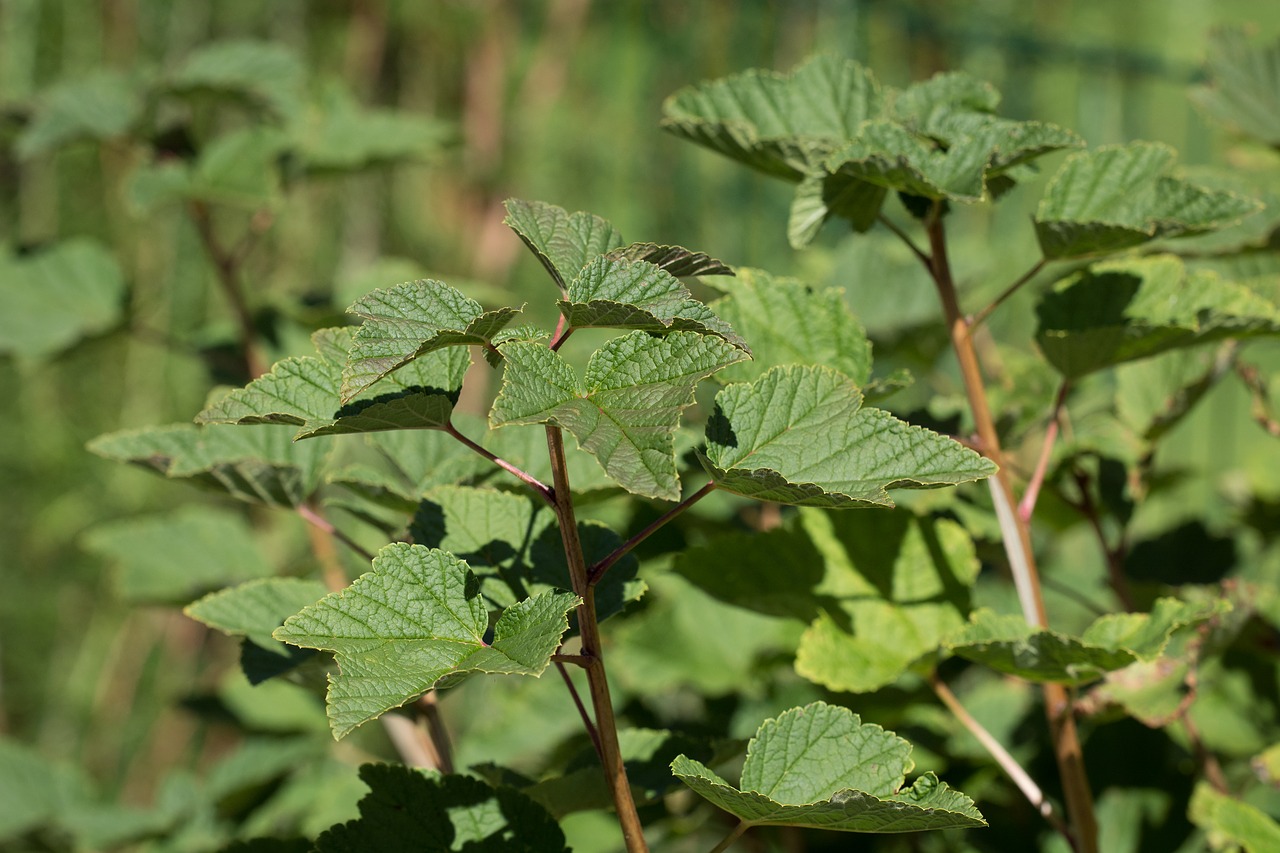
<box><xmin>186</xmin><ymin>578</ymin><xmax>329</xmax><ymax>646</ymax></box>
<box><xmin>1035</xmin><ymin>255</ymin><xmax>1280</xmax><ymax>379</ymax></box>
<box><xmin>702</xmin><ymin>366</ymin><xmax>996</xmax><ymax>506</ymax></box>
<box><xmin>502</xmin><ymin>198</ymin><xmax>624</xmax><ymax>290</ymax></box>
<box><xmin>491</xmin><ymin>332</ymin><xmax>745</xmax><ymax>501</ymax></box>
<box><xmin>167</xmin><ymin>39</ymin><xmax>304</xmax><ymax>120</ymax></box>
<box><xmin>1191</xmin><ymin>28</ymin><xmax>1280</xmax><ymax>147</ymax></box>
<box><xmin>672</xmin><ymin>702</ymin><xmax>984</xmax><ymax>833</ymax></box>
<box><xmin>603</xmin><ymin>243</ymin><xmax>733</xmax><ymax>277</ymax></box>
<box><xmin>1034</xmin><ymin>143</ymin><xmax>1260</xmax><ymax>258</ymax></box>
<box><xmin>16</xmin><ymin>70</ymin><xmax>144</xmax><ymax>158</ymax></box>
<box><xmin>948</xmin><ymin>610</ymin><xmax>1136</xmax><ymax>685</ymax></box>
<box><xmin>273</xmin><ymin>543</ymin><xmax>578</xmax><ymax>738</ymax></box>
<box><xmin>1189</xmin><ymin>781</ymin><xmax>1280</xmax><ymax>852</ymax></box>
<box><xmin>342</xmin><ymin>280</ymin><xmax>518</xmax><ymax>402</ymax></box>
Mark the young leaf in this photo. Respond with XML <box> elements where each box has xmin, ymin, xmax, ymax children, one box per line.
<box><xmin>342</xmin><ymin>280</ymin><xmax>520</xmax><ymax>402</ymax></box>
<box><xmin>490</xmin><ymin>331</ymin><xmax>745</xmax><ymax>501</ymax></box>
<box><xmin>1036</xmin><ymin>255</ymin><xmax>1280</xmax><ymax>379</ymax></box>
<box><xmin>0</xmin><ymin>239</ymin><xmax>126</xmax><ymax>359</ymax></box>
<box><xmin>671</xmin><ymin>702</ymin><xmax>985</xmax><ymax>833</ymax></box>
<box><xmin>1191</xmin><ymin>28</ymin><xmax>1280</xmax><ymax>147</ymax></box>
<box><xmin>82</xmin><ymin>506</ymin><xmax>273</xmax><ymax>604</ymax></box>
<box><xmin>709</xmin><ymin>268</ymin><xmax>871</xmax><ymax>385</ymax></box>
<box><xmin>502</xmin><ymin>198</ymin><xmax>624</xmax><ymax>290</ymax></box>
<box><xmin>558</xmin><ymin>256</ymin><xmax>747</xmax><ymax>349</ymax></box>
<box><xmin>314</xmin><ymin>764</ymin><xmax>567</xmax><ymax>853</ymax></box>
<box><xmin>1034</xmin><ymin>143</ymin><xmax>1260</xmax><ymax>258</ymax></box>
<box><xmin>198</xmin><ymin>327</ymin><xmax>468</xmax><ymax>439</ymax></box>
<box><xmin>87</xmin><ymin>423</ymin><xmax>328</xmax><ymax>506</ymax></box>
<box><xmin>273</xmin><ymin>543</ymin><xmax>579</xmax><ymax>738</ymax></box>
<box><xmin>702</xmin><ymin>365</ymin><xmax>996</xmax><ymax>506</ymax></box>
<box><xmin>16</xmin><ymin>70</ymin><xmax>144</xmax><ymax>158</ymax></box>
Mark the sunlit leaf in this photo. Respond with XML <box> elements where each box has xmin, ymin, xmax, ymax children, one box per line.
<box><xmin>274</xmin><ymin>543</ymin><xmax>579</xmax><ymax>738</ymax></box>
<box><xmin>0</xmin><ymin>239</ymin><xmax>125</xmax><ymax>359</ymax></box>
<box><xmin>1189</xmin><ymin>781</ymin><xmax>1280</xmax><ymax>852</ymax></box>
<box><xmin>491</xmin><ymin>332</ymin><xmax>744</xmax><ymax>501</ymax></box>
<box><xmin>702</xmin><ymin>366</ymin><xmax>996</xmax><ymax>506</ymax></box>
<box><xmin>672</xmin><ymin>702</ymin><xmax>984</xmax><ymax>833</ymax></box>
<box><xmin>502</xmin><ymin>198</ymin><xmax>624</xmax><ymax>290</ymax></box>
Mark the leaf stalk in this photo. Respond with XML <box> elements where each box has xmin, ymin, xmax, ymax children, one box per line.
<box><xmin>444</xmin><ymin>422</ymin><xmax>556</xmax><ymax>506</ymax></box>
<box><xmin>969</xmin><ymin>258</ymin><xmax>1047</xmax><ymax>330</ymax></box>
<box><xmin>588</xmin><ymin>481</ymin><xmax>716</xmax><ymax>584</ymax></box>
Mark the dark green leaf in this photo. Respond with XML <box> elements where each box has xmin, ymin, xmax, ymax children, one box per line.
<box><xmin>502</xmin><ymin>198</ymin><xmax>624</xmax><ymax>290</ymax></box>
<box><xmin>603</xmin><ymin>242</ymin><xmax>733</xmax><ymax>277</ymax></box>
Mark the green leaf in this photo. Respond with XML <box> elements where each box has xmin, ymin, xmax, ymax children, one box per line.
<box><xmin>787</xmin><ymin>171</ymin><xmax>888</xmax><ymax>246</ymax></box>
<box><xmin>1189</xmin><ymin>781</ymin><xmax>1280</xmax><ymax>853</ymax></box>
<box><xmin>273</xmin><ymin>543</ymin><xmax>579</xmax><ymax>738</ymax></box>
<box><xmin>1036</xmin><ymin>255</ymin><xmax>1280</xmax><ymax>379</ymax></box>
<box><xmin>314</xmin><ymin>764</ymin><xmax>567</xmax><ymax>853</ymax></box>
<box><xmin>125</xmin><ymin>129</ymin><xmax>288</xmax><ymax>213</ymax></box>
<box><xmin>198</xmin><ymin>328</ymin><xmax>467</xmax><ymax>439</ymax></box>
<box><xmin>16</xmin><ymin>70</ymin><xmax>144</xmax><ymax>158</ymax></box>
<box><xmin>795</xmin><ymin>511</ymin><xmax>979</xmax><ymax>693</ymax></box>
<box><xmin>0</xmin><ymin>739</ymin><xmax>92</xmax><ymax>841</ymax></box>
<box><xmin>1034</xmin><ymin>143</ymin><xmax>1260</xmax><ymax>258</ymax></box>
<box><xmin>1191</xmin><ymin>28</ymin><xmax>1280</xmax><ymax>147</ymax></box>
<box><xmin>491</xmin><ymin>332</ymin><xmax>745</xmax><ymax>501</ymax></box>
<box><xmin>661</xmin><ymin>55</ymin><xmax>885</xmax><ymax>180</ymax></box>
<box><xmin>558</xmin><ymin>256</ymin><xmax>746</xmax><ymax>348</ymax></box>
<box><xmin>1080</xmin><ymin>597</ymin><xmax>1229</xmax><ymax>660</ymax></box>
<box><xmin>502</xmin><ymin>199</ymin><xmax>624</xmax><ymax>291</ymax></box>
<box><xmin>709</xmin><ymin>268</ymin><xmax>871</xmax><ymax>385</ymax></box>
<box><xmin>602</xmin><ymin>243</ymin><xmax>733</xmax><ymax>277</ymax></box>
<box><xmin>892</xmin><ymin>71</ymin><xmax>1001</xmax><ymax>124</ymax></box>
<box><xmin>702</xmin><ymin>366</ymin><xmax>996</xmax><ymax>507</ymax></box>
<box><xmin>299</xmin><ymin>83</ymin><xmax>452</xmax><ymax>171</ymax></box>
<box><xmin>0</xmin><ymin>239</ymin><xmax>126</xmax><ymax>359</ymax></box>
<box><xmin>87</xmin><ymin>422</ymin><xmax>328</xmax><ymax>506</ymax></box>
<box><xmin>479</xmin><ymin>421</ymin><xmax>619</xmax><ymax>498</ymax></box>
<box><xmin>186</xmin><ymin>578</ymin><xmax>328</xmax><ymax>647</ymax></box>
<box><xmin>342</xmin><ymin>279</ymin><xmax>519</xmax><ymax>402</ymax></box>
<box><xmin>167</xmin><ymin>39</ymin><xmax>305</xmax><ymax>120</ymax></box>
<box><xmin>82</xmin><ymin>506</ymin><xmax>273</xmax><ymax>604</ymax></box>
<box><xmin>672</xmin><ymin>702</ymin><xmax>984</xmax><ymax>833</ymax></box>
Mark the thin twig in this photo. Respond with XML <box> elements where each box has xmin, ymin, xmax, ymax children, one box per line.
<box><xmin>551</xmin><ymin>653</ymin><xmax>591</xmax><ymax>667</ymax></box>
<box><xmin>969</xmin><ymin>258</ymin><xmax>1047</xmax><ymax>330</ymax></box>
<box><xmin>588</xmin><ymin>481</ymin><xmax>717</xmax><ymax>585</ymax></box>
<box><xmin>1019</xmin><ymin>380</ymin><xmax>1071</xmax><ymax>523</ymax></box>
<box><xmin>708</xmin><ymin>822</ymin><xmax>750</xmax><ymax>853</ymax></box>
<box><xmin>445</xmin><ymin>422</ymin><xmax>556</xmax><ymax>505</ymax></box>
<box><xmin>296</xmin><ymin>502</ymin><xmax>375</xmax><ymax>565</ymax></box>
<box><xmin>1237</xmin><ymin>361</ymin><xmax>1280</xmax><ymax>437</ymax></box>
<box><xmin>414</xmin><ymin>693</ymin><xmax>455</xmax><ymax>774</ymax></box>
<box><xmin>187</xmin><ymin>201</ymin><xmax>268</xmax><ymax>378</ymax></box>
<box><xmin>1068</xmin><ymin>467</ymin><xmax>1136</xmax><ymax>611</ymax></box>
<box><xmin>381</xmin><ymin>712</ymin><xmax>441</xmax><ymax>768</ymax></box>
<box><xmin>877</xmin><ymin>214</ymin><xmax>931</xmax><ymax>266</ymax></box>
<box><xmin>556</xmin><ymin>660</ymin><xmax>602</xmax><ymax>757</ymax></box>
<box><xmin>550</xmin><ymin>324</ymin><xmax>573</xmax><ymax>352</ymax></box>
<box><xmin>930</xmin><ymin>672</ymin><xmax>1074</xmax><ymax>843</ymax></box>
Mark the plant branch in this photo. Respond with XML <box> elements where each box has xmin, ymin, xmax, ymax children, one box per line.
<box><xmin>1067</xmin><ymin>467</ymin><xmax>1135</xmax><ymax>611</ymax></box>
<box><xmin>708</xmin><ymin>822</ymin><xmax>750</xmax><ymax>853</ymax></box>
<box><xmin>1236</xmin><ymin>361</ymin><xmax>1280</xmax><ymax>438</ymax></box>
<box><xmin>969</xmin><ymin>258</ymin><xmax>1047</xmax><ymax>329</ymax></box>
<box><xmin>930</xmin><ymin>672</ymin><xmax>1074</xmax><ymax>844</ymax></box>
<box><xmin>588</xmin><ymin>481</ymin><xmax>716</xmax><ymax>585</ymax></box>
<box><xmin>296</xmin><ymin>502</ymin><xmax>375</xmax><ymax>565</ymax></box>
<box><xmin>550</xmin><ymin>322</ymin><xmax>573</xmax><ymax>352</ymax></box>
<box><xmin>923</xmin><ymin>210</ymin><xmax>1098</xmax><ymax>853</ymax></box>
<box><xmin>187</xmin><ymin>201</ymin><xmax>268</xmax><ymax>378</ymax></box>
<box><xmin>545</xmin><ymin>426</ymin><xmax>649</xmax><ymax>853</ymax></box>
<box><xmin>555</xmin><ymin>660</ymin><xmax>602</xmax><ymax>757</ymax></box>
<box><xmin>414</xmin><ymin>693</ymin><xmax>455</xmax><ymax>774</ymax></box>
<box><xmin>552</xmin><ymin>653</ymin><xmax>591</xmax><ymax>667</ymax></box>
<box><xmin>445</xmin><ymin>422</ymin><xmax>556</xmax><ymax>505</ymax></box>
<box><xmin>877</xmin><ymin>213</ymin><xmax>931</xmax><ymax>266</ymax></box>
<box><xmin>1019</xmin><ymin>380</ymin><xmax>1070</xmax><ymax>523</ymax></box>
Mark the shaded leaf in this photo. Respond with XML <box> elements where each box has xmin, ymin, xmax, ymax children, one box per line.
<box><xmin>300</xmin><ymin>83</ymin><xmax>451</xmax><ymax>171</ymax></box>
<box><xmin>1034</xmin><ymin>143</ymin><xmax>1260</xmax><ymax>258</ymax></box>
<box><xmin>1191</xmin><ymin>28</ymin><xmax>1280</xmax><ymax>147</ymax></box>
<box><xmin>82</xmin><ymin>506</ymin><xmax>272</xmax><ymax>604</ymax></box>
<box><xmin>502</xmin><ymin>198</ymin><xmax>624</xmax><ymax>290</ymax></box>
<box><xmin>342</xmin><ymin>280</ymin><xmax>519</xmax><ymax>402</ymax></box>
<box><xmin>491</xmin><ymin>332</ymin><xmax>744</xmax><ymax>501</ymax></box>
<box><xmin>0</xmin><ymin>238</ymin><xmax>126</xmax><ymax>359</ymax></box>
<box><xmin>167</xmin><ymin>39</ymin><xmax>305</xmax><ymax>120</ymax></box>
<box><xmin>702</xmin><ymin>366</ymin><xmax>996</xmax><ymax>506</ymax></box>
<box><xmin>672</xmin><ymin>702</ymin><xmax>984</xmax><ymax>833</ymax></box>
<box><xmin>603</xmin><ymin>243</ymin><xmax>733</xmax><ymax>277</ymax></box>
<box><xmin>16</xmin><ymin>70</ymin><xmax>144</xmax><ymax>158</ymax></box>
<box><xmin>1036</xmin><ymin>255</ymin><xmax>1280</xmax><ymax>379</ymax></box>
<box><xmin>198</xmin><ymin>328</ymin><xmax>467</xmax><ymax>439</ymax></box>
<box><xmin>315</xmin><ymin>764</ymin><xmax>567</xmax><ymax>853</ymax></box>
<box><xmin>125</xmin><ymin>129</ymin><xmax>288</xmax><ymax>212</ymax></box>
<box><xmin>186</xmin><ymin>578</ymin><xmax>328</xmax><ymax>648</ymax></box>
<box><xmin>274</xmin><ymin>543</ymin><xmax>578</xmax><ymax>738</ymax></box>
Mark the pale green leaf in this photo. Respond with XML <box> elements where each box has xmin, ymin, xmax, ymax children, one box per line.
<box><xmin>1036</xmin><ymin>255</ymin><xmax>1280</xmax><ymax>379</ymax></box>
<box><xmin>702</xmin><ymin>366</ymin><xmax>996</xmax><ymax>506</ymax></box>
<box><xmin>892</xmin><ymin>71</ymin><xmax>1001</xmax><ymax>124</ymax></box>
<box><xmin>342</xmin><ymin>279</ymin><xmax>519</xmax><ymax>402</ymax></box>
<box><xmin>82</xmin><ymin>506</ymin><xmax>272</xmax><ymax>604</ymax></box>
<box><xmin>274</xmin><ymin>543</ymin><xmax>579</xmax><ymax>738</ymax></box>
<box><xmin>314</xmin><ymin>764</ymin><xmax>567</xmax><ymax>853</ymax></box>
<box><xmin>672</xmin><ymin>702</ymin><xmax>984</xmax><ymax>833</ymax></box>
<box><xmin>168</xmin><ymin>39</ymin><xmax>304</xmax><ymax>120</ymax></box>
<box><xmin>87</xmin><ymin>422</ymin><xmax>328</xmax><ymax>506</ymax></box>
<box><xmin>16</xmin><ymin>70</ymin><xmax>144</xmax><ymax>158</ymax></box>
<box><xmin>491</xmin><ymin>332</ymin><xmax>745</xmax><ymax>501</ymax></box>
<box><xmin>1080</xmin><ymin>597</ymin><xmax>1229</xmax><ymax>660</ymax></box>
<box><xmin>0</xmin><ymin>239</ymin><xmax>126</xmax><ymax>359</ymax></box>
<box><xmin>0</xmin><ymin>739</ymin><xmax>94</xmax><ymax>842</ymax></box>
<box><xmin>602</xmin><ymin>243</ymin><xmax>733</xmax><ymax>277</ymax></box>
<box><xmin>186</xmin><ymin>577</ymin><xmax>328</xmax><ymax>647</ymax></box>
<box><xmin>125</xmin><ymin>128</ymin><xmax>289</xmax><ymax>212</ymax></box>
<box><xmin>300</xmin><ymin>83</ymin><xmax>451</xmax><ymax>171</ymax></box>
<box><xmin>479</xmin><ymin>421</ymin><xmax>618</xmax><ymax>497</ymax></box>
<box><xmin>1034</xmin><ymin>143</ymin><xmax>1260</xmax><ymax>258</ymax></box>
<box><xmin>1189</xmin><ymin>781</ymin><xmax>1280</xmax><ymax>853</ymax></box>
<box><xmin>1191</xmin><ymin>28</ymin><xmax>1280</xmax><ymax>147</ymax></box>
<box><xmin>709</xmin><ymin>268</ymin><xmax>871</xmax><ymax>385</ymax></box>
<box><xmin>558</xmin><ymin>256</ymin><xmax>746</xmax><ymax>348</ymax></box>
<box><xmin>949</xmin><ymin>610</ymin><xmax>1136</xmax><ymax>685</ymax></box>
<box><xmin>795</xmin><ymin>511</ymin><xmax>978</xmax><ymax>693</ymax></box>
<box><xmin>502</xmin><ymin>198</ymin><xmax>624</xmax><ymax>290</ymax></box>
<box><xmin>787</xmin><ymin>171</ymin><xmax>887</xmax><ymax>247</ymax></box>
<box><xmin>198</xmin><ymin>327</ymin><xmax>467</xmax><ymax>439</ymax></box>
<box><xmin>1114</xmin><ymin>345</ymin><xmax>1232</xmax><ymax>443</ymax></box>
<box><xmin>1085</xmin><ymin>657</ymin><xmax>1191</xmax><ymax>727</ymax></box>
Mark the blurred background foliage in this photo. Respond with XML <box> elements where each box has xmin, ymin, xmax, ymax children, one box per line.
<box><xmin>3</xmin><ymin>1</ymin><xmax>1280</xmax><ymax>851</ymax></box>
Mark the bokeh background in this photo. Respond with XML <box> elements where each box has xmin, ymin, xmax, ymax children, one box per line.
<box><xmin>3</xmin><ymin>1</ymin><xmax>1280</xmax><ymax>851</ymax></box>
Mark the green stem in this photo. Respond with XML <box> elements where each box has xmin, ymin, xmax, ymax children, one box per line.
<box><xmin>445</xmin><ymin>422</ymin><xmax>555</xmax><ymax>506</ymax></box>
<box><xmin>555</xmin><ymin>660</ymin><xmax>602</xmax><ymax>757</ymax></box>
<box><xmin>1018</xmin><ymin>379</ymin><xmax>1070</xmax><ymax>523</ymax></box>
<box><xmin>545</xmin><ymin>426</ymin><xmax>649</xmax><ymax>853</ymax></box>
<box><xmin>708</xmin><ymin>822</ymin><xmax>749</xmax><ymax>853</ymax></box>
<box><xmin>919</xmin><ymin>209</ymin><xmax>1098</xmax><ymax>853</ymax></box>
<box><xmin>588</xmin><ymin>481</ymin><xmax>716</xmax><ymax>585</ymax></box>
